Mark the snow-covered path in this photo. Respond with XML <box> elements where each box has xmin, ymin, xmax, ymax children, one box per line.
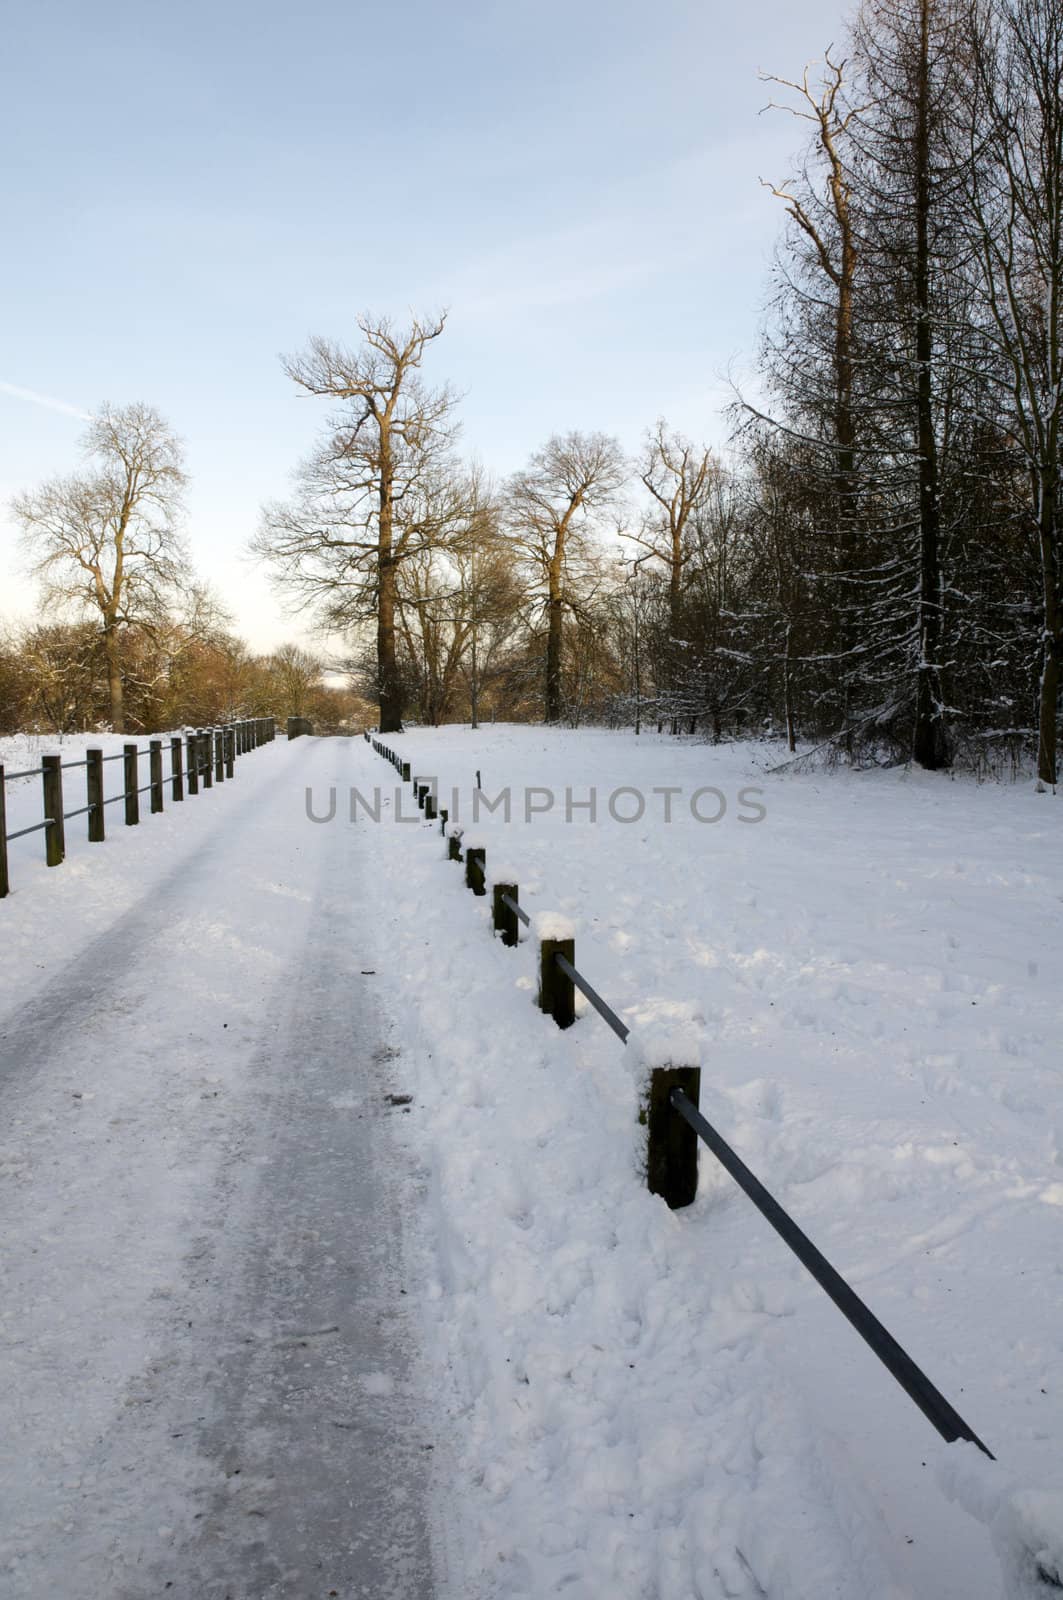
<box><xmin>3</xmin><ymin>723</ymin><xmax>1062</xmax><ymax>1599</ymax></box>
<box><xmin>0</xmin><ymin>736</ymin><xmax>436</xmax><ymax>1599</ymax></box>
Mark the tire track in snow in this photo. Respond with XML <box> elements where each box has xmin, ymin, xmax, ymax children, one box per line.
<box><xmin>0</xmin><ymin>737</ymin><xmax>437</xmax><ymax>1599</ymax></box>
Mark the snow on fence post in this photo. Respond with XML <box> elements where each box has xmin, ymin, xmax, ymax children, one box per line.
<box><xmin>201</xmin><ymin>730</ymin><xmax>213</xmax><ymax>789</ymax></box>
<box><xmin>493</xmin><ymin>881</ymin><xmax>519</xmax><ymax>947</ymax></box>
<box><xmin>42</xmin><ymin>754</ymin><xmax>66</xmax><ymax>867</ymax></box>
<box><xmin>641</xmin><ymin>1065</ymin><xmax>701</xmax><ymax>1210</ymax></box>
<box><xmin>87</xmin><ymin>748</ymin><xmax>105</xmax><ymax>840</ymax></box>
<box><xmin>447</xmin><ymin>824</ymin><xmax>463</xmax><ymax>862</ymax></box>
<box><xmin>150</xmin><ymin>740</ymin><xmax>164</xmax><ymax>813</ymax></box>
<box><xmin>171</xmin><ymin>737</ymin><xmax>184</xmax><ymax>802</ymax></box>
<box><xmin>465</xmin><ymin>844</ymin><xmax>486</xmax><ymax>896</ymax></box>
<box><xmin>123</xmin><ymin>744</ymin><xmax>140</xmax><ymax>826</ymax></box>
<box><xmin>536</xmin><ymin>914</ymin><xmax>575</xmax><ymax>1030</ymax></box>
<box><xmin>0</xmin><ymin>768</ymin><xmax>9</xmax><ymax>898</ymax></box>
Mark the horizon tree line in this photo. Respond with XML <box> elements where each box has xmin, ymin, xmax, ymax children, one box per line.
<box><xmin>5</xmin><ymin>0</ymin><xmax>1060</xmax><ymax>782</ymax></box>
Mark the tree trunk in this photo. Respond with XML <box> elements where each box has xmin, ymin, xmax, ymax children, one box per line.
<box><xmin>545</xmin><ymin>548</ymin><xmax>563</xmax><ymax>722</ymax></box>
<box><xmin>1037</xmin><ymin>472</ymin><xmax>1060</xmax><ymax>784</ymax></box>
<box><xmin>470</xmin><ymin>631</ymin><xmax>479</xmax><ymax>729</ymax></box>
<box><xmin>104</xmin><ymin>621</ymin><xmax>124</xmax><ymax>732</ymax></box>
<box><xmin>377</xmin><ymin>436</ymin><xmax>403</xmax><ymax>734</ymax></box>
<box><xmin>911</xmin><ymin>0</ymin><xmax>949</xmax><ymax>771</ymax></box>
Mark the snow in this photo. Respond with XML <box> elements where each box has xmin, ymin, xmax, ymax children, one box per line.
<box><xmin>360</xmin><ymin>723</ymin><xmax>1063</xmax><ymax>1598</ymax></box>
<box><xmin>1</xmin><ymin>721</ymin><xmax>1061</xmax><ymax>1597</ymax></box>
<box><xmin>531</xmin><ymin>909</ymin><xmax>576</xmax><ymax>942</ymax></box>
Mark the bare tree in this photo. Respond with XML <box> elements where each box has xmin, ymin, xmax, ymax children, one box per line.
<box><xmin>269</xmin><ymin>642</ymin><xmax>325</xmax><ymax>718</ymax></box>
<box><xmin>760</xmin><ymin>53</ymin><xmax>863</xmax><ymax>500</ymax></box>
<box><xmin>626</xmin><ymin>421</ymin><xmax>717</xmax><ymax>628</ymax></box>
<box><xmin>12</xmin><ymin>403</ymin><xmax>189</xmax><ymax>731</ymax></box>
<box><xmin>964</xmin><ymin>0</ymin><xmax>1063</xmax><ymax>784</ymax></box>
<box><xmin>506</xmin><ymin>432</ymin><xmax>626</xmax><ymax>722</ymax></box>
<box><xmin>253</xmin><ymin>312</ymin><xmax>461</xmax><ymax>733</ymax></box>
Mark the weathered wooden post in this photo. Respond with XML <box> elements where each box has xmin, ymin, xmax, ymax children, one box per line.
<box><xmin>465</xmin><ymin>844</ymin><xmax>486</xmax><ymax>895</ymax></box>
<box><xmin>447</xmin><ymin>825</ymin><xmax>463</xmax><ymax>862</ymax></box>
<box><xmin>493</xmin><ymin>881</ymin><xmax>519</xmax><ymax>947</ymax></box>
<box><xmin>41</xmin><ymin>754</ymin><xmax>66</xmax><ymax>866</ymax></box>
<box><xmin>0</xmin><ymin>769</ymin><xmax>9</xmax><ymax>897</ymax></box>
<box><xmin>439</xmin><ymin>808</ymin><xmax>448</xmax><ymax>834</ymax></box>
<box><xmin>214</xmin><ymin>729</ymin><xmax>224</xmax><ymax>783</ymax></box>
<box><xmin>225</xmin><ymin>727</ymin><xmax>234</xmax><ymax>779</ymax></box>
<box><xmin>201</xmin><ymin>730</ymin><xmax>213</xmax><ymax>789</ymax></box>
<box><xmin>171</xmin><ymin>736</ymin><xmax>184</xmax><ymax>801</ymax></box>
<box><xmin>87</xmin><ymin>748</ymin><xmax>105</xmax><ymax>841</ymax></box>
<box><xmin>401</xmin><ymin>761</ymin><xmax>410</xmax><ymax>782</ymax></box>
<box><xmin>150</xmin><ymin>740</ymin><xmax>164</xmax><ymax>813</ymax></box>
<box><xmin>124</xmin><ymin>743</ymin><xmax>139</xmax><ymax>826</ymax></box>
<box><xmin>537</xmin><ymin>917</ymin><xmax>575</xmax><ymax>1029</ymax></box>
<box><xmin>417</xmin><ymin>783</ymin><xmax>428</xmax><ymax>810</ymax></box>
<box><xmin>641</xmin><ymin>1066</ymin><xmax>702</xmax><ymax>1211</ymax></box>
<box><xmin>425</xmin><ymin>792</ymin><xmax>437</xmax><ymax>821</ymax></box>
<box><xmin>187</xmin><ymin>734</ymin><xmax>200</xmax><ymax>795</ymax></box>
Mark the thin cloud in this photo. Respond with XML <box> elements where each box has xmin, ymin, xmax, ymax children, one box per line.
<box><xmin>0</xmin><ymin>380</ymin><xmax>91</xmax><ymax>421</ymax></box>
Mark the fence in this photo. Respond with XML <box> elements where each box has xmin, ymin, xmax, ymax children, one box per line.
<box><xmin>0</xmin><ymin>718</ymin><xmax>276</xmax><ymax>899</ymax></box>
<box><xmin>364</xmin><ymin>731</ymin><xmax>996</xmax><ymax>1465</ymax></box>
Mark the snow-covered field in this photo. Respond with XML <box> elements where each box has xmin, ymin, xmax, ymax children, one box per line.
<box><xmin>356</xmin><ymin>724</ymin><xmax>1063</xmax><ymax>1599</ymax></box>
<box><xmin>1</xmin><ymin>722</ymin><xmax>1061</xmax><ymax>1598</ymax></box>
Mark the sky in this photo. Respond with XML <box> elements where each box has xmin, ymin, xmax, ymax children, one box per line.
<box><xmin>0</xmin><ymin>0</ymin><xmax>851</xmax><ymax>654</ymax></box>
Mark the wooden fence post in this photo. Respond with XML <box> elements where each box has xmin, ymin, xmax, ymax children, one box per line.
<box><xmin>42</xmin><ymin>754</ymin><xmax>66</xmax><ymax>866</ymax></box>
<box><xmin>87</xmin><ymin>748</ymin><xmax>105</xmax><ymax>841</ymax></box>
<box><xmin>225</xmin><ymin>728</ymin><xmax>234</xmax><ymax>779</ymax></box>
<box><xmin>150</xmin><ymin>740</ymin><xmax>164</xmax><ymax>813</ymax></box>
<box><xmin>493</xmin><ymin>881</ymin><xmax>519</xmax><ymax>946</ymax></box>
<box><xmin>0</xmin><ymin>768</ymin><xmax>9</xmax><ymax>897</ymax></box>
<box><xmin>171</xmin><ymin>736</ymin><xmax>184</xmax><ymax>801</ymax></box>
<box><xmin>447</xmin><ymin>826</ymin><xmax>463</xmax><ymax>862</ymax></box>
<box><xmin>214</xmin><ymin>729</ymin><xmax>224</xmax><ymax>783</ymax></box>
<box><xmin>401</xmin><ymin>761</ymin><xmax>410</xmax><ymax>782</ymax></box>
<box><xmin>425</xmin><ymin>792</ymin><xmax>437</xmax><ymax>821</ymax></box>
<box><xmin>538</xmin><ymin>929</ymin><xmax>575</xmax><ymax>1029</ymax></box>
<box><xmin>187</xmin><ymin>733</ymin><xmax>199</xmax><ymax>795</ymax></box>
<box><xmin>439</xmin><ymin>807</ymin><xmax>448</xmax><ymax>834</ymax></box>
<box><xmin>201</xmin><ymin>730</ymin><xmax>213</xmax><ymax>788</ymax></box>
<box><xmin>465</xmin><ymin>845</ymin><xmax>486</xmax><ymax>895</ymax></box>
<box><xmin>641</xmin><ymin>1066</ymin><xmax>702</xmax><ymax>1210</ymax></box>
<box><xmin>124</xmin><ymin>744</ymin><xmax>139</xmax><ymax>826</ymax></box>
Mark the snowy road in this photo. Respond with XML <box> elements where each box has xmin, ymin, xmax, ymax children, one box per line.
<box><xmin>0</xmin><ymin>737</ymin><xmax>437</xmax><ymax>1599</ymax></box>
<box><xmin>3</xmin><ymin>723</ymin><xmax>1062</xmax><ymax>1599</ymax></box>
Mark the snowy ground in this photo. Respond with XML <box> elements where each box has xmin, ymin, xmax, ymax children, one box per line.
<box><xmin>354</xmin><ymin>724</ymin><xmax>1063</xmax><ymax>1599</ymax></box>
<box><xmin>1</xmin><ymin>723</ymin><xmax>1061</xmax><ymax>1598</ymax></box>
<box><xmin>0</xmin><ymin>734</ymin><xmax>434</xmax><ymax>1598</ymax></box>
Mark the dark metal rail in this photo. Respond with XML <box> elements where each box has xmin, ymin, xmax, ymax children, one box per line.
<box><xmin>554</xmin><ymin>952</ymin><xmax>630</xmax><ymax>1044</ymax></box>
<box><xmin>669</xmin><ymin>1088</ymin><xmax>993</xmax><ymax>1458</ymax></box>
<box><xmin>5</xmin><ymin>819</ymin><xmax>54</xmax><ymax>842</ymax></box>
<box><xmin>499</xmin><ymin>891</ymin><xmax>531</xmax><ymax>928</ymax></box>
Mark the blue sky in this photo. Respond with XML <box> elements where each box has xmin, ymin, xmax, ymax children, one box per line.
<box><xmin>0</xmin><ymin>0</ymin><xmax>849</xmax><ymax>651</ymax></box>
